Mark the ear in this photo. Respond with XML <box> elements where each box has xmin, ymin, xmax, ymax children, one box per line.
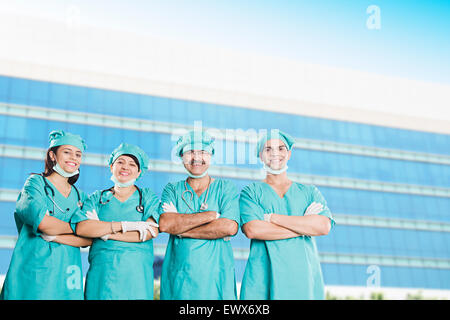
<box><xmin>49</xmin><ymin>150</ymin><xmax>56</xmax><ymax>162</ymax></box>
<box><xmin>287</xmin><ymin>150</ymin><xmax>292</xmax><ymax>161</ymax></box>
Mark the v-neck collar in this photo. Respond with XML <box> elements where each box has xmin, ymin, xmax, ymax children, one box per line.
<box><xmin>261</xmin><ymin>180</ymin><xmax>294</xmax><ymax>199</ymax></box>
<box><xmin>185</xmin><ymin>178</ymin><xmax>217</xmax><ymax>199</ymax></box>
<box><xmin>44</xmin><ymin>177</ymin><xmax>73</xmax><ymax>199</ymax></box>
<box><xmin>112</xmin><ymin>189</ymin><xmax>138</xmax><ymax>204</ymax></box>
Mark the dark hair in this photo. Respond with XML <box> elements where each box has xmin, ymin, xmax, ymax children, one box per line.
<box><xmin>115</xmin><ymin>154</ymin><xmax>140</xmax><ymax>171</ymax></box>
<box><xmin>34</xmin><ymin>146</ymin><xmax>80</xmax><ymax>185</ymax></box>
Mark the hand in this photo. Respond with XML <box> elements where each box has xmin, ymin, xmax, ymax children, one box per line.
<box><xmin>86</xmin><ymin>209</ymin><xmax>100</xmax><ymax>221</ymax></box>
<box><xmin>162</xmin><ymin>202</ymin><xmax>178</xmax><ymax>213</ymax></box>
<box><xmin>264</xmin><ymin>213</ymin><xmax>273</xmax><ymax>222</ymax></box>
<box><xmin>41</xmin><ymin>233</ymin><xmax>57</xmax><ymax>242</ymax></box>
<box><xmin>304</xmin><ymin>202</ymin><xmax>324</xmax><ymax>216</ymax></box>
<box><xmin>121</xmin><ymin>221</ymin><xmax>159</xmax><ymax>242</ymax></box>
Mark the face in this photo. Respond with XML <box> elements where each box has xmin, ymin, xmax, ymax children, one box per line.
<box><xmin>50</xmin><ymin>145</ymin><xmax>82</xmax><ymax>173</ymax></box>
<box><xmin>182</xmin><ymin>150</ymin><xmax>211</xmax><ymax>176</ymax></box>
<box><xmin>110</xmin><ymin>155</ymin><xmax>141</xmax><ymax>183</ymax></box>
<box><xmin>260</xmin><ymin>139</ymin><xmax>291</xmax><ymax>170</ymax></box>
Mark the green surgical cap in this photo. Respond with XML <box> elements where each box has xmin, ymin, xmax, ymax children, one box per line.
<box><xmin>108</xmin><ymin>143</ymin><xmax>149</xmax><ymax>179</ymax></box>
<box><xmin>256</xmin><ymin>129</ymin><xmax>295</xmax><ymax>157</ymax></box>
<box><xmin>48</xmin><ymin>130</ymin><xmax>87</xmax><ymax>152</ymax></box>
<box><xmin>175</xmin><ymin>130</ymin><xmax>215</xmax><ymax>157</ymax></box>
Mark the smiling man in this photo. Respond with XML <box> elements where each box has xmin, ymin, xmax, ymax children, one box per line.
<box><xmin>239</xmin><ymin>129</ymin><xmax>335</xmax><ymax>300</ymax></box>
<box><xmin>158</xmin><ymin>130</ymin><xmax>240</xmax><ymax>300</ymax></box>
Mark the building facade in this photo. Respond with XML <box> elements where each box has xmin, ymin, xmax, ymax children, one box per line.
<box><xmin>0</xmin><ymin>71</ymin><xmax>449</xmax><ymax>298</ymax></box>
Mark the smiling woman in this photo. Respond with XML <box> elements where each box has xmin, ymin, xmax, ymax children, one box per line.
<box><xmin>70</xmin><ymin>142</ymin><xmax>161</xmax><ymax>300</ymax></box>
<box><xmin>43</xmin><ymin>145</ymin><xmax>82</xmax><ymax>186</ymax></box>
<box><xmin>0</xmin><ymin>130</ymin><xmax>91</xmax><ymax>300</ymax></box>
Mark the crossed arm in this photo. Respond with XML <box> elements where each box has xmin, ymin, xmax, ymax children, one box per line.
<box><xmin>75</xmin><ymin>217</ymin><xmax>159</xmax><ymax>243</ymax></box>
<box><xmin>159</xmin><ymin>211</ymin><xmax>238</xmax><ymax>240</ymax></box>
<box><xmin>38</xmin><ymin>215</ymin><xmax>92</xmax><ymax>247</ymax></box>
<box><xmin>243</xmin><ymin>214</ymin><xmax>331</xmax><ymax>240</ymax></box>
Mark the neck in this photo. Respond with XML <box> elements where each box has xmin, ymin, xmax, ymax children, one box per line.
<box><xmin>264</xmin><ymin>171</ymin><xmax>290</xmax><ymax>185</ymax></box>
<box><xmin>47</xmin><ymin>172</ymin><xmax>70</xmax><ymax>186</ymax></box>
<box><xmin>113</xmin><ymin>184</ymin><xmax>136</xmax><ymax>195</ymax></box>
<box><xmin>187</xmin><ymin>174</ymin><xmax>210</xmax><ymax>189</ymax></box>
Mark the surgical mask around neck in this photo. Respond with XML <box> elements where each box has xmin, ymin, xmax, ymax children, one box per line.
<box><xmin>263</xmin><ymin>163</ymin><xmax>288</xmax><ymax>175</ymax></box>
<box><xmin>110</xmin><ymin>175</ymin><xmax>136</xmax><ymax>188</ymax></box>
<box><xmin>53</xmin><ymin>162</ymin><xmax>79</xmax><ymax>178</ymax></box>
<box><xmin>185</xmin><ymin>167</ymin><xmax>208</xmax><ymax>179</ymax></box>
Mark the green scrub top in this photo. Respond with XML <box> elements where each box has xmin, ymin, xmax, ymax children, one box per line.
<box><xmin>0</xmin><ymin>174</ymin><xmax>87</xmax><ymax>300</ymax></box>
<box><xmin>159</xmin><ymin>179</ymin><xmax>239</xmax><ymax>300</ymax></box>
<box><xmin>71</xmin><ymin>187</ymin><xmax>160</xmax><ymax>300</ymax></box>
<box><xmin>239</xmin><ymin>182</ymin><xmax>335</xmax><ymax>300</ymax></box>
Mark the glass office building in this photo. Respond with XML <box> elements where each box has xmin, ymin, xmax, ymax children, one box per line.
<box><xmin>0</xmin><ymin>73</ymin><xmax>449</xmax><ymax>298</ymax></box>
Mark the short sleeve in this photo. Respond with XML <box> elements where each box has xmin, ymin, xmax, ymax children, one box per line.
<box><xmin>218</xmin><ymin>180</ymin><xmax>240</xmax><ymax>224</ymax></box>
<box><xmin>142</xmin><ymin>188</ymin><xmax>161</xmax><ymax>223</ymax></box>
<box><xmin>239</xmin><ymin>183</ymin><xmax>265</xmax><ymax>227</ymax></box>
<box><xmin>15</xmin><ymin>175</ymin><xmax>49</xmax><ymax>236</ymax></box>
<box><xmin>158</xmin><ymin>183</ymin><xmax>177</xmax><ymax>216</ymax></box>
<box><xmin>308</xmin><ymin>185</ymin><xmax>335</xmax><ymax>229</ymax></box>
<box><xmin>70</xmin><ymin>191</ymin><xmax>101</xmax><ymax>225</ymax></box>
<box><xmin>67</xmin><ymin>188</ymin><xmax>89</xmax><ymax>233</ymax></box>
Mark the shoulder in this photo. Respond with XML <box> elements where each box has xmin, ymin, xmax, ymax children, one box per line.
<box><xmin>241</xmin><ymin>181</ymin><xmax>263</xmax><ymax>193</ymax></box>
<box><xmin>293</xmin><ymin>182</ymin><xmax>324</xmax><ymax>200</ymax></box>
<box><xmin>162</xmin><ymin>180</ymin><xmax>184</xmax><ymax>191</ymax></box>
<box><xmin>72</xmin><ymin>185</ymin><xmax>88</xmax><ymax>200</ymax></box>
<box><xmin>213</xmin><ymin>178</ymin><xmax>237</xmax><ymax>191</ymax></box>
<box><xmin>87</xmin><ymin>189</ymin><xmax>103</xmax><ymax>201</ymax></box>
<box><xmin>240</xmin><ymin>181</ymin><xmax>264</xmax><ymax>198</ymax></box>
<box><xmin>160</xmin><ymin>180</ymin><xmax>183</xmax><ymax>198</ymax></box>
<box><xmin>293</xmin><ymin>182</ymin><xmax>314</xmax><ymax>192</ymax></box>
<box><xmin>22</xmin><ymin>174</ymin><xmax>45</xmax><ymax>192</ymax></box>
<box><xmin>24</xmin><ymin>174</ymin><xmax>44</xmax><ymax>186</ymax></box>
<box><xmin>140</xmin><ymin>187</ymin><xmax>159</xmax><ymax>200</ymax></box>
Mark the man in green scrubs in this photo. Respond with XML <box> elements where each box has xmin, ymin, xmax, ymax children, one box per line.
<box><xmin>240</xmin><ymin>129</ymin><xmax>335</xmax><ymax>300</ymax></box>
<box><xmin>159</xmin><ymin>130</ymin><xmax>240</xmax><ymax>300</ymax></box>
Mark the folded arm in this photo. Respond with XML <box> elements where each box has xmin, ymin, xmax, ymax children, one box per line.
<box><xmin>75</xmin><ymin>220</ymin><xmax>123</xmax><ymax>238</ymax></box>
<box><xmin>242</xmin><ymin>219</ymin><xmax>301</xmax><ymax>240</ymax></box>
<box><xmin>179</xmin><ymin>218</ymin><xmax>238</xmax><ymax>240</ymax></box>
<box><xmin>38</xmin><ymin>215</ymin><xmax>76</xmax><ymax>236</ymax></box>
<box><xmin>270</xmin><ymin>214</ymin><xmax>331</xmax><ymax>236</ymax></box>
<box><xmin>158</xmin><ymin>211</ymin><xmax>217</xmax><ymax>235</ymax></box>
<box><xmin>107</xmin><ymin>218</ymin><xmax>159</xmax><ymax>242</ymax></box>
<box><xmin>52</xmin><ymin>234</ymin><xmax>93</xmax><ymax>247</ymax></box>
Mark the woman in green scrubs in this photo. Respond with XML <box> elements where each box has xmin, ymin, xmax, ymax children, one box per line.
<box><xmin>73</xmin><ymin>143</ymin><xmax>160</xmax><ymax>300</ymax></box>
<box><xmin>159</xmin><ymin>130</ymin><xmax>240</xmax><ymax>300</ymax></box>
<box><xmin>1</xmin><ymin>130</ymin><xmax>91</xmax><ymax>300</ymax></box>
<box><xmin>239</xmin><ymin>129</ymin><xmax>335</xmax><ymax>300</ymax></box>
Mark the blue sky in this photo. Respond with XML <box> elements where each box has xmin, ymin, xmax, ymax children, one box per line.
<box><xmin>1</xmin><ymin>0</ymin><xmax>449</xmax><ymax>84</ymax></box>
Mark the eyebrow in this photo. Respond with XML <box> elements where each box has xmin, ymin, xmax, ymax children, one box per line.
<box><xmin>117</xmin><ymin>157</ymin><xmax>138</xmax><ymax>165</ymax></box>
<box><xmin>62</xmin><ymin>147</ymin><xmax>82</xmax><ymax>154</ymax></box>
